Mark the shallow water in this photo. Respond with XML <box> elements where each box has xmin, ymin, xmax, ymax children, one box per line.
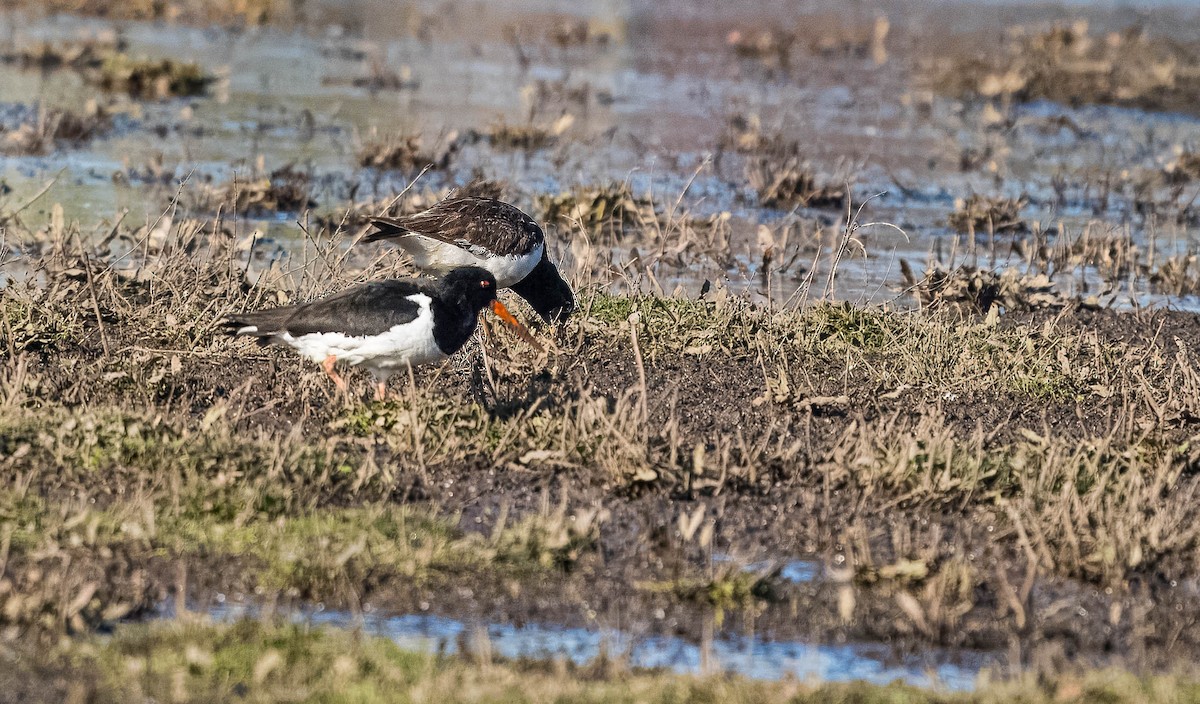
<box><xmin>6</xmin><ymin>2</ymin><xmax>1199</xmax><ymax>687</ymax></box>
<box><xmin>1</xmin><ymin>1</ymin><xmax>1199</xmax><ymax>309</ymax></box>
<box><xmin>175</xmin><ymin>558</ymin><xmax>998</xmax><ymax>691</ymax></box>
<box><xmin>197</xmin><ymin>601</ymin><xmax>997</xmax><ymax>690</ymax></box>
<box><xmin>712</xmin><ymin>553</ymin><xmax>824</xmax><ymax>583</ymax></box>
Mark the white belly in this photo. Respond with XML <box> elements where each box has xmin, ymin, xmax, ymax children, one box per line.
<box><xmin>279</xmin><ymin>294</ymin><xmax>447</xmax><ymax>379</ymax></box>
<box><xmin>401</xmin><ymin>237</ymin><xmax>543</xmax><ymax>288</ymax></box>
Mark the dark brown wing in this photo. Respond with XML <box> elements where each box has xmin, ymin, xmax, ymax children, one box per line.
<box><xmin>363</xmin><ymin>195</ymin><xmax>543</xmax><ymax>257</ymax></box>
<box><xmin>223</xmin><ymin>279</ymin><xmax>427</xmax><ymax>338</ymax></box>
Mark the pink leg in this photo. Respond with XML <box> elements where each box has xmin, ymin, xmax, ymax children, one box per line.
<box><xmin>322</xmin><ymin>355</ymin><xmax>348</xmax><ymax>391</ymax></box>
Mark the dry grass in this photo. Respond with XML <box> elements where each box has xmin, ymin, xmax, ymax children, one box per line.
<box><xmin>726</xmin><ymin>15</ymin><xmax>890</xmax><ymax>73</ymax></box>
<box><xmin>94</xmin><ymin>53</ymin><xmax>215</xmax><ymax>99</ymax></box>
<box><xmin>547</xmin><ymin>18</ymin><xmax>612</xmax><ymax>50</ymax></box>
<box><xmin>3</xmin><ymin>1</ymin><xmax>1200</xmax><ymax>696</ymax></box>
<box><xmin>726</xmin><ymin>27</ymin><xmax>795</xmax><ymax>71</ymax></box>
<box><xmin>986</xmin><ymin>220</ymin><xmax>1200</xmax><ymax>297</ymax></box>
<box><xmin>536</xmin><ymin>182</ymin><xmax>662</xmax><ymax>241</ymax></box>
<box><xmin>746</xmin><ymin>153</ymin><xmax>846</xmax><ymax>210</ymax></box>
<box><xmin>947</xmin><ymin>194</ymin><xmax>1029</xmax><ymax>235</ymax></box>
<box><xmin>722</xmin><ymin>118</ymin><xmax>846</xmax><ymax>210</ymax></box>
<box><xmin>0</xmin><ymin>33</ymin><xmax>214</xmax><ymax>100</ymax></box>
<box><xmin>320</xmin><ymin>61</ymin><xmax>420</xmax><ymax>92</ymax></box>
<box><xmin>355</xmin><ymin>130</ymin><xmax>458</xmax><ymax>172</ymax></box>
<box><xmin>7</xmin><ymin>618</ymin><xmax>1198</xmax><ymax>703</ymax></box>
<box><xmin>18</xmin><ymin>0</ymin><xmax>285</xmax><ymax>26</ymax></box>
<box><xmin>929</xmin><ymin>21</ymin><xmax>1200</xmax><ymax>115</ymax></box>
<box><xmin>901</xmin><ymin>262</ymin><xmax>1065</xmax><ymax>313</ymax></box>
<box><xmin>0</xmin><ymin>26</ymin><xmax>213</xmax><ymax>101</ymax></box>
<box><xmin>0</xmin><ymin>33</ymin><xmax>124</xmax><ymax>70</ymax></box>
<box><xmin>186</xmin><ymin>163</ymin><xmax>315</xmax><ymax>216</ymax></box>
<box><xmin>1164</xmin><ymin>150</ymin><xmax>1200</xmax><ymax>185</ymax></box>
<box><xmin>469</xmin><ymin>114</ymin><xmax>574</xmax><ymax>151</ymax></box>
<box><xmin>534</xmin><ymin>180</ymin><xmax>739</xmax><ymax>271</ymax></box>
<box><xmin>5</xmin><ymin>202</ymin><xmax>1200</xmax><ymax>679</ymax></box>
<box><xmin>0</xmin><ymin>102</ymin><xmax>112</xmax><ymax>155</ymax></box>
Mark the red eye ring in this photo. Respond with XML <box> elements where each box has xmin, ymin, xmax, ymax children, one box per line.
<box><xmin>480</xmin><ymin>280</ymin><xmax>492</xmax><ymax>288</ymax></box>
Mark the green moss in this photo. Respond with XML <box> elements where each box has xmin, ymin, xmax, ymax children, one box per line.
<box><xmin>806</xmin><ymin>303</ymin><xmax>898</xmax><ymax>351</ymax></box>
<box><xmin>162</xmin><ymin>506</ymin><xmax>490</xmax><ymax>594</ymax></box>
<box><xmin>1</xmin><ymin>294</ymin><xmax>85</xmax><ymax>351</ymax></box>
<box><xmin>583</xmin><ymin>296</ymin><xmax>1083</xmax><ymax>401</ymax></box>
<box><xmin>586</xmin><ymin>292</ymin><xmax>638</xmax><ymax>325</ymax></box>
<box><xmin>583</xmin><ymin>291</ymin><xmax>757</xmax><ymax>358</ymax></box>
<box><xmin>0</xmin><ymin>403</ymin><xmax>603</xmax><ymax>622</ymax></box>
<box><xmin>638</xmin><ymin>567</ymin><xmax>774</xmax><ymax>626</ymax></box>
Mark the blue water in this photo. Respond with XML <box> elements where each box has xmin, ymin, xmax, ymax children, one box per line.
<box><xmin>198</xmin><ymin>601</ymin><xmax>999</xmax><ymax>691</ymax></box>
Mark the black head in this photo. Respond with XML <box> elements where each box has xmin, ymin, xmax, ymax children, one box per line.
<box><xmin>509</xmin><ymin>253</ymin><xmax>575</xmax><ymax>324</ymax></box>
<box><xmin>439</xmin><ymin>266</ymin><xmax>500</xmax><ymax>312</ymax></box>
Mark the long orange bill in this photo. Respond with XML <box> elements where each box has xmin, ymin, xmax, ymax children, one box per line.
<box><xmin>489</xmin><ymin>300</ymin><xmax>544</xmax><ymax>352</ymax></box>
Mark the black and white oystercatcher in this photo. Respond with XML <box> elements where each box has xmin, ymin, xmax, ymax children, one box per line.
<box><xmin>223</xmin><ymin>266</ymin><xmax>539</xmax><ymax>400</ymax></box>
<box><xmin>361</xmin><ymin>184</ymin><xmax>575</xmax><ymax>323</ymax></box>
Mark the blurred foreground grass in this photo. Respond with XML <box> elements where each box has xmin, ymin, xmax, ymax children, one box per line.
<box><xmin>4</xmin><ymin>618</ymin><xmax>1199</xmax><ymax>704</ymax></box>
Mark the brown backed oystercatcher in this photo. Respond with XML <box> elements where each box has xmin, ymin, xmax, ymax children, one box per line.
<box><xmin>361</xmin><ymin>183</ymin><xmax>574</xmax><ymax>323</ymax></box>
<box><xmin>223</xmin><ymin>267</ymin><xmax>538</xmax><ymax>400</ymax></box>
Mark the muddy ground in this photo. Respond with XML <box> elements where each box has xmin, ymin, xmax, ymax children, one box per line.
<box><xmin>2</xmin><ymin>0</ymin><xmax>1200</xmax><ymax>698</ymax></box>
<box><xmin>9</xmin><ymin>248</ymin><xmax>1200</xmax><ymax>681</ymax></box>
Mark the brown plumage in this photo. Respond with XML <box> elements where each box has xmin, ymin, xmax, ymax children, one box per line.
<box><xmin>361</xmin><ymin>182</ymin><xmax>543</xmax><ymax>258</ymax></box>
<box><xmin>360</xmin><ymin>180</ymin><xmax>576</xmax><ymax>322</ymax></box>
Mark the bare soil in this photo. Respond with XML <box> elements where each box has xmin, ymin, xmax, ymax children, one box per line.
<box><xmin>15</xmin><ymin>289</ymin><xmax>1200</xmax><ymax>678</ymax></box>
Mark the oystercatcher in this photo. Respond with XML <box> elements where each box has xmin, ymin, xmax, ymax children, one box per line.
<box><xmin>223</xmin><ymin>267</ymin><xmax>538</xmax><ymax>400</ymax></box>
<box><xmin>361</xmin><ymin>183</ymin><xmax>574</xmax><ymax>323</ymax></box>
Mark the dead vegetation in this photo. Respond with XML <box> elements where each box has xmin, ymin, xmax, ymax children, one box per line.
<box><xmin>984</xmin><ymin>220</ymin><xmax>1200</xmax><ymax>298</ymax></box>
<box><xmin>930</xmin><ymin>20</ymin><xmax>1200</xmax><ymax>115</ymax></box>
<box><xmin>0</xmin><ymin>32</ymin><xmax>125</xmax><ymax>69</ymax></box>
<box><xmin>536</xmin><ymin>182</ymin><xmax>659</xmax><ymax>239</ymax></box>
<box><xmin>523</xmin><ymin>77</ymin><xmax>612</xmax><ymax>112</ymax></box>
<box><xmin>547</xmin><ymin>18</ymin><xmax>612</xmax><ymax>50</ymax></box>
<box><xmin>534</xmin><ymin>181</ymin><xmax>736</xmax><ymax>268</ymax></box>
<box><xmin>321</xmin><ymin>61</ymin><xmax>420</xmax><ymax>92</ymax></box>
<box><xmin>719</xmin><ymin>113</ymin><xmax>787</xmax><ymax>155</ymax></box>
<box><xmin>94</xmin><ymin>53</ymin><xmax>215</xmax><ymax>99</ymax></box>
<box><xmin>355</xmin><ymin>130</ymin><xmax>458</xmax><ymax>172</ymax></box>
<box><xmin>0</xmin><ymin>32</ymin><xmax>214</xmax><ymax>99</ymax></box>
<box><xmin>947</xmin><ymin>194</ymin><xmax>1029</xmax><ymax>234</ymax></box>
<box><xmin>6</xmin><ymin>206</ymin><xmax>1200</xmax><ymax>678</ymax></box>
<box><xmin>0</xmin><ymin>102</ymin><xmax>113</xmax><ymax>155</ymax></box>
<box><xmin>467</xmin><ymin>114</ymin><xmax>574</xmax><ymax>151</ymax></box>
<box><xmin>726</xmin><ymin>15</ymin><xmax>890</xmax><ymax>72</ymax></box>
<box><xmin>1165</xmin><ymin>150</ymin><xmax>1200</xmax><ymax>185</ymax></box>
<box><xmin>720</xmin><ymin>14</ymin><xmax>892</xmax><ymax>74</ymax></box>
<box><xmin>20</xmin><ymin>0</ymin><xmax>285</xmax><ymax>26</ymax></box>
<box><xmin>746</xmin><ymin>153</ymin><xmax>847</xmax><ymax>210</ymax></box>
<box><xmin>187</xmin><ymin>163</ymin><xmax>316</xmax><ymax>215</ymax></box>
<box><xmin>726</xmin><ymin>28</ymin><xmax>795</xmax><ymax>73</ymax></box>
<box><xmin>15</xmin><ymin>618</ymin><xmax>1200</xmax><ymax>703</ymax></box>
<box><xmin>719</xmin><ymin>115</ymin><xmax>846</xmax><ymax>210</ymax></box>
<box><xmin>901</xmin><ymin>261</ymin><xmax>1066</xmax><ymax>313</ymax></box>
<box><xmin>4</xmin><ymin>1</ymin><xmax>1200</xmax><ymax>693</ymax></box>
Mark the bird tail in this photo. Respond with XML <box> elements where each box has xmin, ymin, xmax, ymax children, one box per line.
<box><xmin>221</xmin><ymin>312</ymin><xmax>283</xmax><ymax>345</ymax></box>
<box><xmin>360</xmin><ymin>217</ymin><xmax>414</xmax><ymax>244</ymax></box>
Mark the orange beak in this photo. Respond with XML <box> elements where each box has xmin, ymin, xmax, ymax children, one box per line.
<box><xmin>489</xmin><ymin>300</ymin><xmax>544</xmax><ymax>352</ymax></box>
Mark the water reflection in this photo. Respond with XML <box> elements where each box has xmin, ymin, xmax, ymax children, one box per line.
<box><xmin>199</xmin><ymin>601</ymin><xmax>998</xmax><ymax>691</ymax></box>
